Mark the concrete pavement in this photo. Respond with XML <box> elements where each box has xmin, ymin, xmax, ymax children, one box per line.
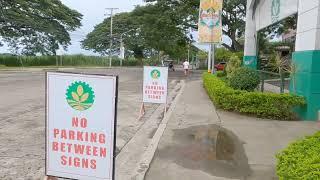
<box><xmin>219</xmin><ymin>110</ymin><xmax>318</xmax><ymax>179</ymax></box>
<box><xmin>145</xmin><ymin>78</ymin><xmax>319</xmax><ymax>180</ymax></box>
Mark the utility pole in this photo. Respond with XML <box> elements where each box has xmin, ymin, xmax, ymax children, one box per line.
<box><xmin>187</xmin><ymin>44</ymin><xmax>190</xmax><ymax>62</ymax></box>
<box><xmin>106</xmin><ymin>8</ymin><xmax>118</xmax><ymax>67</ymax></box>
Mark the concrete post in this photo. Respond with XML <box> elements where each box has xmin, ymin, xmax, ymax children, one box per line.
<box><xmin>243</xmin><ymin>0</ymin><xmax>258</xmax><ymax>69</ymax></box>
<box><xmin>291</xmin><ymin>0</ymin><xmax>320</xmax><ymax>121</ymax></box>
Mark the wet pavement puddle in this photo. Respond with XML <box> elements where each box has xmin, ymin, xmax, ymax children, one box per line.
<box><xmin>156</xmin><ymin>124</ymin><xmax>251</xmax><ymax>179</ymax></box>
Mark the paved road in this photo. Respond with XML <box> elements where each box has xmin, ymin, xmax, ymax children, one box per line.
<box><xmin>0</xmin><ymin>68</ymin><xmax>200</xmax><ymax>179</ymax></box>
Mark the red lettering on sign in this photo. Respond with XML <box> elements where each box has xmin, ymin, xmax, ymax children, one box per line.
<box><xmin>74</xmin><ymin>144</ymin><xmax>85</xmax><ymax>155</ymax></box>
<box><xmin>77</xmin><ymin>131</ymin><xmax>84</xmax><ymax>141</ymax></box>
<box><xmin>53</xmin><ymin>129</ymin><xmax>59</xmax><ymax>138</ymax></box>
<box><xmin>60</xmin><ymin>142</ymin><xmax>66</xmax><ymax>152</ymax></box>
<box><xmin>52</xmin><ymin>142</ymin><xmax>59</xmax><ymax>151</ymax></box>
<box><xmin>61</xmin><ymin>156</ymin><xmax>97</xmax><ymax>170</ymax></box>
<box><xmin>69</xmin><ymin>130</ymin><xmax>75</xmax><ymax>140</ymax></box>
<box><xmin>99</xmin><ymin>134</ymin><xmax>106</xmax><ymax>144</ymax></box>
<box><xmin>61</xmin><ymin>155</ymin><xmax>67</xmax><ymax>165</ymax></box>
<box><xmin>82</xmin><ymin>158</ymin><xmax>89</xmax><ymax>168</ymax></box>
<box><xmin>100</xmin><ymin>147</ymin><xmax>107</xmax><ymax>157</ymax></box>
<box><xmin>86</xmin><ymin>146</ymin><xmax>91</xmax><ymax>156</ymax></box>
<box><xmin>91</xmin><ymin>159</ymin><xmax>97</xmax><ymax>169</ymax></box>
<box><xmin>61</xmin><ymin>129</ymin><xmax>67</xmax><ymax>139</ymax></box>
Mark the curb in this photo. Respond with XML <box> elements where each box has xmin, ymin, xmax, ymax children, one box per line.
<box><xmin>130</xmin><ymin>80</ymin><xmax>186</xmax><ymax>180</ymax></box>
<box><xmin>115</xmin><ymin>80</ymin><xmax>183</xmax><ymax>180</ymax></box>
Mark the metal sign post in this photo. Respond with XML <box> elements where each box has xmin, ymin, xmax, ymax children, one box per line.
<box><xmin>211</xmin><ymin>44</ymin><xmax>216</xmax><ymax>74</ymax></box>
<box><xmin>208</xmin><ymin>44</ymin><xmax>212</xmax><ymax>73</ymax></box>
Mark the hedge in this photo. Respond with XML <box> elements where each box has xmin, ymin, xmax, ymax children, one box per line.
<box><xmin>276</xmin><ymin>132</ymin><xmax>320</xmax><ymax>179</ymax></box>
<box><xmin>203</xmin><ymin>73</ymin><xmax>305</xmax><ymax>120</ymax></box>
<box><xmin>0</xmin><ymin>55</ymin><xmax>144</xmax><ymax>67</ymax></box>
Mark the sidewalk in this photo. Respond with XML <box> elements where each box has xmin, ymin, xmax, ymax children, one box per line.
<box><xmin>145</xmin><ymin>79</ymin><xmax>319</xmax><ymax>180</ymax></box>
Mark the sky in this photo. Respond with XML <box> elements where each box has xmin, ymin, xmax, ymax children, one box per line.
<box><xmin>60</xmin><ymin>0</ymin><xmax>146</xmax><ymax>55</ymax></box>
<box><xmin>0</xmin><ymin>0</ymin><xmax>146</xmax><ymax>55</ymax></box>
<box><xmin>0</xmin><ymin>0</ymin><xmax>229</xmax><ymax>55</ymax></box>
<box><xmin>61</xmin><ymin>0</ymin><xmax>216</xmax><ymax>55</ymax></box>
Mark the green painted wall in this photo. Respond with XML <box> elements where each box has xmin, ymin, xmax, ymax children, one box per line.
<box><xmin>291</xmin><ymin>50</ymin><xmax>320</xmax><ymax>121</ymax></box>
<box><xmin>243</xmin><ymin>56</ymin><xmax>257</xmax><ymax>69</ymax></box>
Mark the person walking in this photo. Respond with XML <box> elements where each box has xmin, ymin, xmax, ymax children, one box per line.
<box><xmin>183</xmin><ymin>60</ymin><xmax>190</xmax><ymax>76</ymax></box>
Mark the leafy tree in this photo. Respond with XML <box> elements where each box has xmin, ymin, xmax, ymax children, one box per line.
<box><xmin>146</xmin><ymin>0</ymin><xmax>247</xmax><ymax>52</ymax></box>
<box><xmin>0</xmin><ymin>0</ymin><xmax>82</xmax><ymax>55</ymax></box>
<box><xmin>82</xmin><ymin>4</ymin><xmax>193</xmax><ymax>60</ymax></box>
<box><xmin>82</xmin><ymin>12</ymin><xmax>141</xmax><ymax>56</ymax></box>
<box><xmin>222</xmin><ymin>0</ymin><xmax>246</xmax><ymax>51</ymax></box>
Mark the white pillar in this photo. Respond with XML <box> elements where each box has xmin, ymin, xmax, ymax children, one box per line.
<box><xmin>291</xmin><ymin>0</ymin><xmax>320</xmax><ymax>120</ymax></box>
<box><xmin>243</xmin><ymin>0</ymin><xmax>257</xmax><ymax>69</ymax></box>
<box><xmin>295</xmin><ymin>0</ymin><xmax>320</xmax><ymax>51</ymax></box>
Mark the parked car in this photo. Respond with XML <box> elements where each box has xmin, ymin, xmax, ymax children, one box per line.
<box><xmin>214</xmin><ymin>62</ymin><xmax>226</xmax><ymax>71</ymax></box>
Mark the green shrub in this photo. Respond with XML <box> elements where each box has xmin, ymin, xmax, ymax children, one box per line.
<box><xmin>226</xmin><ymin>55</ymin><xmax>242</xmax><ymax>77</ymax></box>
<box><xmin>276</xmin><ymin>132</ymin><xmax>320</xmax><ymax>179</ymax></box>
<box><xmin>216</xmin><ymin>70</ymin><xmax>227</xmax><ymax>77</ymax></box>
<box><xmin>215</xmin><ymin>48</ymin><xmax>243</xmax><ymax>63</ymax></box>
<box><xmin>234</xmin><ymin>51</ymin><xmax>244</xmax><ymax>60</ymax></box>
<box><xmin>203</xmin><ymin>73</ymin><xmax>305</xmax><ymax>120</ymax></box>
<box><xmin>228</xmin><ymin>67</ymin><xmax>260</xmax><ymax>91</ymax></box>
<box><xmin>215</xmin><ymin>48</ymin><xmax>233</xmax><ymax>63</ymax></box>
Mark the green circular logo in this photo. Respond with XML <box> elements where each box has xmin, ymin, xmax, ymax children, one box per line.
<box><xmin>66</xmin><ymin>81</ymin><xmax>95</xmax><ymax>111</ymax></box>
<box><xmin>271</xmin><ymin>0</ymin><xmax>280</xmax><ymax>22</ymax></box>
<box><xmin>151</xmin><ymin>69</ymin><xmax>161</xmax><ymax>79</ymax></box>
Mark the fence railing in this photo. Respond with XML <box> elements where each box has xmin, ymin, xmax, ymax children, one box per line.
<box><xmin>257</xmin><ymin>70</ymin><xmax>290</xmax><ymax>94</ymax></box>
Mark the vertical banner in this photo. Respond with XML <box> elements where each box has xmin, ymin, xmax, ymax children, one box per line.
<box><xmin>143</xmin><ymin>66</ymin><xmax>168</xmax><ymax>104</ymax></box>
<box><xmin>198</xmin><ymin>0</ymin><xmax>223</xmax><ymax>43</ymax></box>
<box><xmin>46</xmin><ymin>72</ymin><xmax>118</xmax><ymax>180</ymax></box>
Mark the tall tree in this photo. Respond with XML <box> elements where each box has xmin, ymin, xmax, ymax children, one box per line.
<box><xmin>0</xmin><ymin>0</ymin><xmax>82</xmax><ymax>55</ymax></box>
<box><xmin>81</xmin><ymin>12</ymin><xmax>146</xmax><ymax>58</ymax></box>
<box><xmin>146</xmin><ymin>0</ymin><xmax>247</xmax><ymax>52</ymax></box>
<box><xmin>82</xmin><ymin>4</ymin><xmax>193</xmax><ymax>60</ymax></box>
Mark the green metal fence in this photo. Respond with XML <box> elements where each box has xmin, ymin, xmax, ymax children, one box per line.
<box><xmin>257</xmin><ymin>70</ymin><xmax>290</xmax><ymax>94</ymax></box>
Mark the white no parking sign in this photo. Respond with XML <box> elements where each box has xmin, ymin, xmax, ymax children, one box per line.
<box><xmin>143</xmin><ymin>66</ymin><xmax>168</xmax><ymax>104</ymax></box>
<box><xmin>46</xmin><ymin>72</ymin><xmax>118</xmax><ymax>180</ymax></box>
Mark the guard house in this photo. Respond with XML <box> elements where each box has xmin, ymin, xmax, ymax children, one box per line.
<box><xmin>244</xmin><ymin>0</ymin><xmax>320</xmax><ymax>121</ymax></box>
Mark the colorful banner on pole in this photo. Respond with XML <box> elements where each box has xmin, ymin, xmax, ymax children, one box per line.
<box><xmin>198</xmin><ymin>0</ymin><xmax>223</xmax><ymax>43</ymax></box>
<box><xmin>46</xmin><ymin>72</ymin><xmax>118</xmax><ymax>180</ymax></box>
<box><xmin>143</xmin><ymin>66</ymin><xmax>168</xmax><ymax>104</ymax></box>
